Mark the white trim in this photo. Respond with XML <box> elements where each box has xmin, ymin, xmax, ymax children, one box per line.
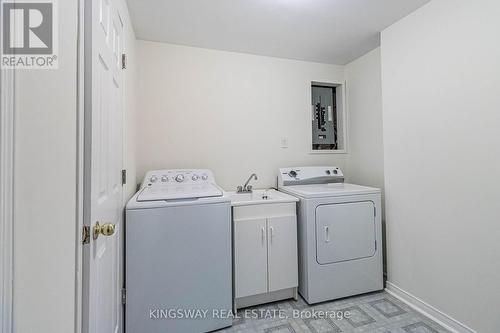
<box><xmin>1</xmin><ymin>0</ymin><xmax>15</xmax><ymax>326</ymax></box>
<box><xmin>74</xmin><ymin>0</ymin><xmax>85</xmax><ymax>332</ymax></box>
<box><xmin>0</xmin><ymin>54</ymin><xmax>15</xmax><ymax>333</ymax></box>
<box><xmin>385</xmin><ymin>281</ymin><xmax>477</xmax><ymax>333</ymax></box>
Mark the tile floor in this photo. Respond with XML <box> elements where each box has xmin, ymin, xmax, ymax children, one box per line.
<box><xmin>216</xmin><ymin>291</ymin><xmax>450</xmax><ymax>333</ymax></box>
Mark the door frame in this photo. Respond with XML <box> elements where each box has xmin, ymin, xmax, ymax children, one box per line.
<box><xmin>75</xmin><ymin>0</ymin><xmax>85</xmax><ymax>332</ymax></box>
<box><xmin>0</xmin><ymin>31</ymin><xmax>15</xmax><ymax>333</ymax></box>
<box><xmin>0</xmin><ymin>0</ymin><xmax>15</xmax><ymax>326</ymax></box>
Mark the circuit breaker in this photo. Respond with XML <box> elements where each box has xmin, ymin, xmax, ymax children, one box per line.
<box><xmin>311</xmin><ymin>85</ymin><xmax>337</xmax><ymax>150</ymax></box>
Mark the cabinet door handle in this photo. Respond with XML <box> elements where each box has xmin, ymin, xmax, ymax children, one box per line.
<box><xmin>325</xmin><ymin>226</ymin><xmax>330</xmax><ymax>243</ymax></box>
<box><xmin>269</xmin><ymin>226</ymin><xmax>274</xmax><ymax>244</ymax></box>
<box><xmin>261</xmin><ymin>227</ymin><xmax>265</xmax><ymax>246</ymax></box>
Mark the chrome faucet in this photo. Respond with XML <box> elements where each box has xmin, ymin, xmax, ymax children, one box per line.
<box><xmin>237</xmin><ymin>173</ymin><xmax>258</xmax><ymax>193</ymax></box>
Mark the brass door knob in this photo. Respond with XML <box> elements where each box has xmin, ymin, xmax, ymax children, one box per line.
<box><xmin>93</xmin><ymin>222</ymin><xmax>116</xmax><ymax>240</ymax></box>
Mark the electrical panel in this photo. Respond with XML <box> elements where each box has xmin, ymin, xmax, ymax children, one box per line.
<box><xmin>311</xmin><ymin>85</ymin><xmax>337</xmax><ymax>150</ymax></box>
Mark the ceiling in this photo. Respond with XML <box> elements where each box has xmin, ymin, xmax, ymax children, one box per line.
<box><xmin>126</xmin><ymin>0</ymin><xmax>430</xmax><ymax>65</ymax></box>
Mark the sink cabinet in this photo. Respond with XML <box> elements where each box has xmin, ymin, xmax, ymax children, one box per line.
<box><xmin>234</xmin><ymin>218</ymin><xmax>268</xmax><ymax>298</ymax></box>
<box><xmin>233</xmin><ymin>202</ymin><xmax>298</xmax><ymax>309</ymax></box>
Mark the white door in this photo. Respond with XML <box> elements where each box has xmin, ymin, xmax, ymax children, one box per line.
<box><xmin>315</xmin><ymin>202</ymin><xmax>376</xmax><ymax>265</ymax></box>
<box><xmin>83</xmin><ymin>0</ymin><xmax>124</xmax><ymax>332</ymax></box>
<box><xmin>267</xmin><ymin>216</ymin><xmax>298</xmax><ymax>292</ymax></box>
<box><xmin>234</xmin><ymin>218</ymin><xmax>268</xmax><ymax>298</ymax></box>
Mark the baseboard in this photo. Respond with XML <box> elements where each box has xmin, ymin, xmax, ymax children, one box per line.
<box><xmin>385</xmin><ymin>282</ymin><xmax>476</xmax><ymax>333</ymax></box>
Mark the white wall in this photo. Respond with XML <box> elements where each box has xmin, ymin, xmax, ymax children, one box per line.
<box><xmin>345</xmin><ymin>48</ymin><xmax>384</xmax><ymax>192</ymax></box>
<box><xmin>345</xmin><ymin>48</ymin><xmax>385</xmax><ymax>271</ymax></box>
<box><xmin>136</xmin><ymin>41</ymin><xmax>346</xmax><ymax>190</ymax></box>
<box><xmin>381</xmin><ymin>1</ymin><xmax>500</xmax><ymax>332</ymax></box>
<box><xmin>14</xmin><ymin>0</ymin><xmax>78</xmax><ymax>332</ymax></box>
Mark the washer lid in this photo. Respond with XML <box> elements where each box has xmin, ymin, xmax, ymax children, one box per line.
<box><xmin>279</xmin><ymin>183</ymin><xmax>380</xmax><ymax>199</ymax></box>
<box><xmin>137</xmin><ymin>183</ymin><xmax>223</xmax><ymax>201</ymax></box>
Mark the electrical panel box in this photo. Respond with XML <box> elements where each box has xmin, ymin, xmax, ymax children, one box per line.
<box><xmin>311</xmin><ymin>83</ymin><xmax>345</xmax><ymax>152</ymax></box>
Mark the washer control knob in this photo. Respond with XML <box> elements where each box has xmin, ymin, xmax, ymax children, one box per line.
<box><xmin>175</xmin><ymin>174</ymin><xmax>185</xmax><ymax>183</ymax></box>
<box><xmin>150</xmin><ymin>175</ymin><xmax>158</xmax><ymax>183</ymax></box>
<box><xmin>192</xmin><ymin>175</ymin><xmax>199</xmax><ymax>181</ymax></box>
<box><xmin>201</xmin><ymin>174</ymin><xmax>208</xmax><ymax>180</ymax></box>
<box><xmin>333</xmin><ymin>169</ymin><xmax>338</xmax><ymax>175</ymax></box>
<box><xmin>326</xmin><ymin>170</ymin><xmax>331</xmax><ymax>175</ymax></box>
<box><xmin>288</xmin><ymin>170</ymin><xmax>297</xmax><ymax>178</ymax></box>
<box><xmin>161</xmin><ymin>175</ymin><xmax>168</xmax><ymax>182</ymax></box>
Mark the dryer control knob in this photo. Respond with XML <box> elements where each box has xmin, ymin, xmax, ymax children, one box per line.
<box><xmin>288</xmin><ymin>170</ymin><xmax>297</xmax><ymax>178</ymax></box>
<box><xmin>192</xmin><ymin>175</ymin><xmax>199</xmax><ymax>181</ymax></box>
<box><xmin>150</xmin><ymin>175</ymin><xmax>158</xmax><ymax>183</ymax></box>
<box><xmin>201</xmin><ymin>174</ymin><xmax>208</xmax><ymax>180</ymax></box>
<box><xmin>175</xmin><ymin>174</ymin><xmax>185</xmax><ymax>183</ymax></box>
<box><xmin>161</xmin><ymin>175</ymin><xmax>168</xmax><ymax>182</ymax></box>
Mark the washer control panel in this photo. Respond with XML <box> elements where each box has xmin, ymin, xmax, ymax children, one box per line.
<box><xmin>278</xmin><ymin>166</ymin><xmax>344</xmax><ymax>186</ymax></box>
<box><xmin>142</xmin><ymin>169</ymin><xmax>215</xmax><ymax>187</ymax></box>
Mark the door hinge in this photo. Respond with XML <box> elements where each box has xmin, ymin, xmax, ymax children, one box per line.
<box><xmin>122</xmin><ymin>53</ymin><xmax>126</xmax><ymax>69</ymax></box>
<box><xmin>375</xmin><ymin>240</ymin><xmax>377</xmax><ymax>251</ymax></box>
<box><xmin>122</xmin><ymin>169</ymin><xmax>127</xmax><ymax>186</ymax></box>
<box><xmin>121</xmin><ymin>288</ymin><xmax>126</xmax><ymax>305</ymax></box>
<box><xmin>82</xmin><ymin>226</ymin><xmax>91</xmax><ymax>245</ymax></box>
<box><xmin>374</xmin><ymin>206</ymin><xmax>376</xmax><ymax>217</ymax></box>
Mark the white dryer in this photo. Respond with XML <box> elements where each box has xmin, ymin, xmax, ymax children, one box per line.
<box><xmin>278</xmin><ymin>166</ymin><xmax>383</xmax><ymax>304</ymax></box>
<box><xmin>126</xmin><ymin>169</ymin><xmax>232</xmax><ymax>333</ymax></box>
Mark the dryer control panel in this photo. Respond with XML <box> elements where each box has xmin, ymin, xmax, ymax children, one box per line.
<box><xmin>278</xmin><ymin>166</ymin><xmax>344</xmax><ymax>186</ymax></box>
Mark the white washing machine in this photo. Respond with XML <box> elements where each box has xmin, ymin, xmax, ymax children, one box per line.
<box><xmin>125</xmin><ymin>169</ymin><xmax>232</xmax><ymax>333</ymax></box>
<box><xmin>278</xmin><ymin>166</ymin><xmax>383</xmax><ymax>304</ymax></box>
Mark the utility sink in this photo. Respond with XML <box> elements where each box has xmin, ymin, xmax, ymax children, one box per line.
<box><xmin>226</xmin><ymin>189</ymin><xmax>298</xmax><ymax>207</ymax></box>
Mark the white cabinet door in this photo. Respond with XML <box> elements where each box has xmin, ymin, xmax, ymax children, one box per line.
<box><xmin>234</xmin><ymin>218</ymin><xmax>268</xmax><ymax>298</ymax></box>
<box><xmin>268</xmin><ymin>216</ymin><xmax>298</xmax><ymax>292</ymax></box>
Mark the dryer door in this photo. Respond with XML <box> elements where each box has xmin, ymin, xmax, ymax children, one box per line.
<box><xmin>316</xmin><ymin>201</ymin><xmax>376</xmax><ymax>264</ymax></box>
